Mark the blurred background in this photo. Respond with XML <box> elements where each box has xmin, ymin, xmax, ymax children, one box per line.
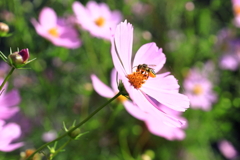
<box><xmin>0</xmin><ymin>0</ymin><xmax>240</xmax><ymax>159</ymax></box>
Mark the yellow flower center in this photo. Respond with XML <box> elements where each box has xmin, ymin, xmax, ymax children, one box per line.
<box><xmin>234</xmin><ymin>5</ymin><xmax>240</xmax><ymax>15</ymax></box>
<box><xmin>117</xmin><ymin>95</ymin><xmax>128</xmax><ymax>102</ymax></box>
<box><xmin>48</xmin><ymin>27</ymin><xmax>59</xmax><ymax>37</ymax></box>
<box><xmin>94</xmin><ymin>17</ymin><xmax>106</xmax><ymax>27</ymax></box>
<box><xmin>127</xmin><ymin>72</ymin><xmax>148</xmax><ymax>89</ymax></box>
<box><xmin>192</xmin><ymin>84</ymin><xmax>203</xmax><ymax>95</ymax></box>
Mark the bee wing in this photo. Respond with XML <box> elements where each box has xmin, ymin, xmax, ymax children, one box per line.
<box><xmin>148</xmin><ymin>64</ymin><xmax>156</xmax><ymax>67</ymax></box>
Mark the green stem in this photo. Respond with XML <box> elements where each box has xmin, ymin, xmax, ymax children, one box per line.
<box><xmin>0</xmin><ymin>67</ymin><xmax>15</xmax><ymax>92</ymax></box>
<box><xmin>50</xmin><ymin>139</ymin><xmax>72</xmax><ymax>159</ymax></box>
<box><xmin>26</xmin><ymin>92</ymin><xmax>122</xmax><ymax>160</ymax></box>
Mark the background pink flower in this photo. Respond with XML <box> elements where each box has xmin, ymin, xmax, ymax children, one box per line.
<box><xmin>91</xmin><ymin>69</ymin><xmax>186</xmax><ymax>140</ymax></box>
<box><xmin>232</xmin><ymin>0</ymin><xmax>240</xmax><ymax>27</ymax></box>
<box><xmin>220</xmin><ymin>54</ymin><xmax>239</xmax><ymax>70</ymax></box>
<box><xmin>0</xmin><ymin>120</ymin><xmax>23</xmax><ymax>152</ymax></box>
<box><xmin>218</xmin><ymin>140</ymin><xmax>238</xmax><ymax>159</ymax></box>
<box><xmin>31</xmin><ymin>7</ymin><xmax>81</xmax><ymax>49</ymax></box>
<box><xmin>183</xmin><ymin>67</ymin><xmax>217</xmax><ymax>111</ymax></box>
<box><xmin>72</xmin><ymin>1</ymin><xmax>122</xmax><ymax>40</ymax></box>
<box><xmin>219</xmin><ymin>40</ymin><xmax>240</xmax><ymax>70</ymax></box>
<box><xmin>111</xmin><ymin>20</ymin><xmax>189</xmax><ymax>127</ymax></box>
<box><xmin>0</xmin><ymin>79</ymin><xmax>20</xmax><ymax>120</ymax></box>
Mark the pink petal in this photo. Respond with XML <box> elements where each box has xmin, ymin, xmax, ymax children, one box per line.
<box><xmin>0</xmin><ymin>120</ymin><xmax>5</xmax><ymax>129</ymax></box>
<box><xmin>111</xmin><ymin>38</ymin><xmax>128</xmax><ymax>77</ymax></box>
<box><xmin>86</xmin><ymin>1</ymin><xmax>100</xmax><ymax>19</ymax></box>
<box><xmin>0</xmin><ymin>122</ymin><xmax>23</xmax><ymax>152</ymax></box>
<box><xmin>0</xmin><ymin>107</ymin><xmax>19</xmax><ymax>119</ymax></box>
<box><xmin>39</xmin><ymin>7</ymin><xmax>57</xmax><ymax>28</ymax></box>
<box><xmin>144</xmin><ymin>74</ymin><xmax>180</xmax><ymax>91</ymax></box>
<box><xmin>140</xmin><ymin>91</ymin><xmax>186</xmax><ymax>127</ymax></box>
<box><xmin>110</xmin><ymin>69</ymin><xmax>119</xmax><ymax>92</ymax></box>
<box><xmin>142</xmin><ymin>75</ymin><xmax>189</xmax><ymax>111</ymax></box>
<box><xmin>142</xmin><ymin>87</ymin><xmax>189</xmax><ymax>112</ymax></box>
<box><xmin>146</xmin><ymin>117</ymin><xmax>185</xmax><ymax>140</ymax></box>
<box><xmin>91</xmin><ymin>74</ymin><xmax>115</xmax><ymax>98</ymax></box>
<box><xmin>122</xmin><ymin>78</ymin><xmax>184</xmax><ymax>127</ymax></box>
<box><xmin>220</xmin><ymin>54</ymin><xmax>239</xmax><ymax>71</ymax></box>
<box><xmin>123</xmin><ymin>100</ymin><xmax>147</xmax><ymax>121</ymax></box>
<box><xmin>0</xmin><ymin>90</ymin><xmax>21</xmax><ymax>107</ymax></box>
<box><xmin>54</xmin><ymin>27</ymin><xmax>82</xmax><ymax>49</ymax></box>
<box><xmin>219</xmin><ymin>140</ymin><xmax>237</xmax><ymax>159</ymax></box>
<box><xmin>0</xmin><ymin>123</ymin><xmax>22</xmax><ymax>140</ymax></box>
<box><xmin>114</xmin><ymin>20</ymin><xmax>133</xmax><ymax>74</ymax></box>
<box><xmin>72</xmin><ymin>1</ymin><xmax>91</xmax><ymax>28</ymax></box>
<box><xmin>110</xmin><ymin>11</ymin><xmax>123</xmax><ymax>24</ymax></box>
<box><xmin>133</xmin><ymin>43</ymin><xmax>166</xmax><ymax>73</ymax></box>
<box><xmin>98</xmin><ymin>2</ymin><xmax>111</xmax><ymax>19</ymax></box>
<box><xmin>0</xmin><ymin>142</ymin><xmax>24</xmax><ymax>152</ymax></box>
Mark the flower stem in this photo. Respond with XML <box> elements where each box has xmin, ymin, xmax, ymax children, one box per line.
<box><xmin>26</xmin><ymin>92</ymin><xmax>122</xmax><ymax>160</ymax></box>
<box><xmin>50</xmin><ymin>139</ymin><xmax>72</xmax><ymax>159</ymax></box>
<box><xmin>0</xmin><ymin>67</ymin><xmax>15</xmax><ymax>92</ymax></box>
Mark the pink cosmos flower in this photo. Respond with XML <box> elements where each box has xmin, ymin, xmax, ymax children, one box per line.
<box><xmin>219</xmin><ymin>39</ymin><xmax>240</xmax><ymax>71</ymax></box>
<box><xmin>42</xmin><ymin>130</ymin><xmax>57</xmax><ymax>142</ymax></box>
<box><xmin>220</xmin><ymin>54</ymin><xmax>239</xmax><ymax>70</ymax></box>
<box><xmin>218</xmin><ymin>140</ymin><xmax>238</xmax><ymax>160</ymax></box>
<box><xmin>0</xmin><ymin>79</ymin><xmax>21</xmax><ymax>120</ymax></box>
<box><xmin>232</xmin><ymin>0</ymin><xmax>240</xmax><ymax>27</ymax></box>
<box><xmin>91</xmin><ymin>69</ymin><xmax>186</xmax><ymax>140</ymax></box>
<box><xmin>72</xmin><ymin>1</ymin><xmax>122</xmax><ymax>40</ymax></box>
<box><xmin>0</xmin><ymin>120</ymin><xmax>23</xmax><ymax>152</ymax></box>
<box><xmin>31</xmin><ymin>7</ymin><xmax>81</xmax><ymax>49</ymax></box>
<box><xmin>183</xmin><ymin>67</ymin><xmax>217</xmax><ymax>111</ymax></box>
<box><xmin>110</xmin><ymin>20</ymin><xmax>189</xmax><ymax>127</ymax></box>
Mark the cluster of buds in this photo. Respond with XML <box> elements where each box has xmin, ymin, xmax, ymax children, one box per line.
<box><xmin>0</xmin><ymin>48</ymin><xmax>36</xmax><ymax>68</ymax></box>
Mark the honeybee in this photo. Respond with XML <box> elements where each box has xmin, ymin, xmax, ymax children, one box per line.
<box><xmin>135</xmin><ymin>64</ymin><xmax>156</xmax><ymax>78</ymax></box>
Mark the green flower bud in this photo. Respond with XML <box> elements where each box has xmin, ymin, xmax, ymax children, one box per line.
<box><xmin>68</xmin><ymin>127</ymin><xmax>81</xmax><ymax>139</ymax></box>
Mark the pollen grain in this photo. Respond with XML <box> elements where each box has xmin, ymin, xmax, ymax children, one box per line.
<box><xmin>127</xmin><ymin>72</ymin><xmax>148</xmax><ymax>89</ymax></box>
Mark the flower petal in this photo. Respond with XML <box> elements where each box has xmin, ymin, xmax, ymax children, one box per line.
<box><xmin>0</xmin><ymin>122</ymin><xmax>23</xmax><ymax>152</ymax></box>
<box><xmin>0</xmin><ymin>90</ymin><xmax>21</xmax><ymax>107</ymax></box>
<box><xmin>91</xmin><ymin>74</ymin><xmax>115</xmax><ymax>98</ymax></box>
<box><xmin>133</xmin><ymin>42</ymin><xmax>166</xmax><ymax>73</ymax></box>
<box><xmin>146</xmin><ymin>117</ymin><xmax>186</xmax><ymax>140</ymax></box>
<box><xmin>123</xmin><ymin>100</ymin><xmax>147</xmax><ymax>121</ymax></box>
<box><xmin>0</xmin><ymin>107</ymin><xmax>19</xmax><ymax>120</ymax></box>
<box><xmin>144</xmin><ymin>74</ymin><xmax>180</xmax><ymax>91</ymax></box>
<box><xmin>98</xmin><ymin>2</ymin><xmax>111</xmax><ymax>19</ymax></box>
<box><xmin>111</xmin><ymin>38</ymin><xmax>128</xmax><ymax>77</ymax></box>
<box><xmin>113</xmin><ymin>20</ymin><xmax>133</xmax><ymax>74</ymax></box>
<box><xmin>72</xmin><ymin>1</ymin><xmax>91</xmax><ymax>29</ymax></box>
<box><xmin>0</xmin><ymin>142</ymin><xmax>24</xmax><ymax>152</ymax></box>
<box><xmin>142</xmin><ymin>75</ymin><xmax>189</xmax><ymax>111</ymax></box>
<box><xmin>110</xmin><ymin>69</ymin><xmax>119</xmax><ymax>93</ymax></box>
<box><xmin>111</xmin><ymin>11</ymin><xmax>123</xmax><ymax>25</ymax></box>
<box><xmin>122</xmin><ymin>77</ymin><xmax>184</xmax><ymax>127</ymax></box>
<box><xmin>39</xmin><ymin>7</ymin><xmax>57</xmax><ymax>28</ymax></box>
<box><xmin>86</xmin><ymin>1</ymin><xmax>101</xmax><ymax>19</ymax></box>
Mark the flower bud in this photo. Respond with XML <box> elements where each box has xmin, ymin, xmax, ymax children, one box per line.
<box><xmin>8</xmin><ymin>48</ymin><xmax>30</xmax><ymax>67</ymax></box>
<box><xmin>20</xmin><ymin>149</ymin><xmax>42</xmax><ymax>160</ymax></box>
<box><xmin>68</xmin><ymin>127</ymin><xmax>81</xmax><ymax>139</ymax></box>
<box><xmin>0</xmin><ymin>22</ymin><xmax>9</xmax><ymax>36</ymax></box>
